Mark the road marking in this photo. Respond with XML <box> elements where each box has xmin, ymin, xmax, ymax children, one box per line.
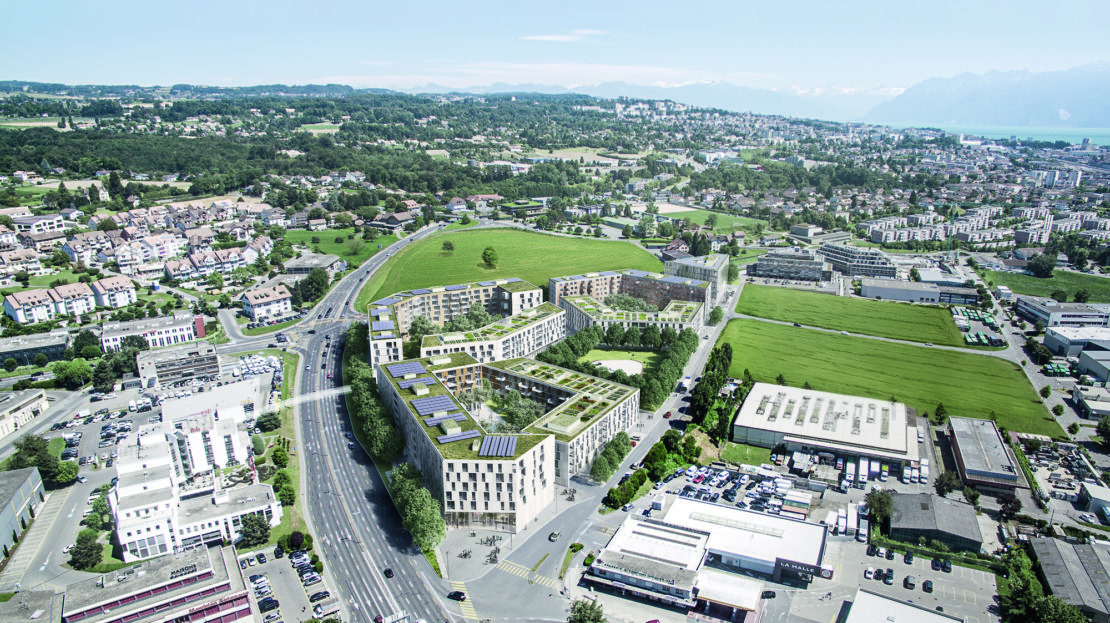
<box><xmin>450</xmin><ymin>581</ymin><xmax>477</xmax><ymax>620</ymax></box>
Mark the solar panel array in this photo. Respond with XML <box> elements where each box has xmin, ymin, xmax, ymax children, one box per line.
<box><xmin>372</xmin><ymin>333</ymin><xmax>396</xmax><ymax>341</ymax></box>
<box><xmin>478</xmin><ymin>436</ymin><xmax>519</xmax><ymax>457</ymax></box>
<box><xmin>397</xmin><ymin>376</ymin><xmax>435</xmax><ymax>389</ymax></box>
<box><xmin>437</xmin><ymin>430</ymin><xmax>481</xmax><ymax>444</ymax></box>
<box><xmin>444</xmin><ymin>284</ymin><xmax>466</xmax><ymax>291</ymax></box>
<box><xmin>371</xmin><ymin>307</ymin><xmax>391</xmax><ymax>317</ymax></box>
<box><xmin>504</xmin><ymin>278</ymin><xmax>522</xmax><ymax>282</ymax></box>
<box><xmin>374</xmin><ymin>297</ymin><xmax>402</xmax><ymax>306</ymax></box>
<box><xmin>599</xmin><ymin>271</ymin><xmax>618</xmax><ymax>276</ymax></box>
<box><xmin>410</xmin><ymin>288</ymin><xmax>431</xmax><ymax>295</ymax></box>
<box><xmin>371</xmin><ymin>320</ymin><xmax>396</xmax><ymax>331</ymax></box>
<box><xmin>423</xmin><ymin>412</ymin><xmax>466</xmax><ymax>426</ymax></box>
<box><xmin>411</xmin><ymin>395</ymin><xmax>456</xmax><ymax>415</ymax></box>
<box><xmin>625</xmin><ymin>270</ymin><xmax>650</xmax><ymax>277</ymax></box>
<box><xmin>478</xmin><ymin>281</ymin><xmax>495</xmax><ymax>286</ymax></box>
<box><xmin>387</xmin><ymin>362</ymin><xmax>427</xmax><ymax>378</ymax></box>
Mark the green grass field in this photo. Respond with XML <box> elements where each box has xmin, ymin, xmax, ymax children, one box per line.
<box><xmin>443</xmin><ymin>220</ymin><xmax>479</xmax><ymax>231</ymax></box>
<box><xmin>984</xmin><ymin>270</ymin><xmax>1110</xmax><ymax>303</ymax></box>
<box><xmin>665</xmin><ymin>209</ymin><xmax>766</xmax><ymax>232</ymax></box>
<box><xmin>736</xmin><ymin>284</ymin><xmax>965</xmax><ymax>346</ymax></box>
<box><xmin>356</xmin><ymin>228</ymin><xmax>662</xmax><ymax>311</ymax></box>
<box><xmin>579</xmin><ymin>349</ymin><xmax>661</xmax><ymax>374</ymax></box>
<box><xmin>284</xmin><ymin>228</ymin><xmax>397</xmax><ymax>269</ymax></box>
<box><xmin>718</xmin><ymin>318</ymin><xmax>1062</xmax><ymax>437</ymax></box>
<box><xmin>721</xmin><ymin>442</ymin><xmax>772</xmax><ymax>466</ymax></box>
<box><xmin>731</xmin><ymin>248</ymin><xmax>769</xmax><ymax>266</ymax></box>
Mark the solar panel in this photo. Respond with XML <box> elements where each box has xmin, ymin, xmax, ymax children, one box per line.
<box><xmin>497</xmin><ymin>436</ymin><xmax>509</xmax><ymax>455</ymax></box>
<box><xmin>599</xmin><ymin>271</ymin><xmax>618</xmax><ymax>276</ymax></box>
<box><xmin>506</xmin><ymin>437</ymin><xmax>517</xmax><ymax>456</ymax></box>
<box><xmin>387</xmin><ymin>362</ymin><xmax>427</xmax><ymax>378</ymax></box>
<box><xmin>397</xmin><ymin>376</ymin><xmax>435</xmax><ymax>389</ymax></box>
<box><xmin>444</xmin><ymin>284</ymin><xmax>466</xmax><ymax>291</ymax></box>
<box><xmin>371</xmin><ymin>320</ymin><xmax>395</xmax><ymax>331</ymax></box>
<box><xmin>410</xmin><ymin>288</ymin><xmax>431</xmax><ymax>295</ymax></box>
<box><xmin>437</xmin><ymin>430</ymin><xmax>481</xmax><ymax>444</ymax></box>
<box><xmin>411</xmin><ymin>395</ymin><xmax>455</xmax><ymax>415</ymax></box>
<box><xmin>372</xmin><ymin>333</ymin><xmax>396</xmax><ymax>340</ymax></box>
<box><xmin>424</xmin><ymin>412</ymin><xmax>466</xmax><ymax>426</ymax></box>
<box><xmin>478</xmin><ymin>436</ymin><xmax>494</xmax><ymax>456</ymax></box>
<box><xmin>504</xmin><ymin>278</ymin><xmax>522</xmax><ymax>282</ymax></box>
<box><xmin>371</xmin><ymin>307</ymin><xmax>391</xmax><ymax>317</ymax></box>
<box><xmin>625</xmin><ymin>270</ymin><xmax>650</xmax><ymax>277</ymax></box>
<box><xmin>478</xmin><ymin>281</ymin><xmax>495</xmax><ymax>286</ymax></box>
<box><xmin>374</xmin><ymin>297</ymin><xmax>402</xmax><ymax>306</ymax></box>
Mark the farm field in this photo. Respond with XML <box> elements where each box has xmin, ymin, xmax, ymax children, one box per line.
<box><xmin>735</xmin><ymin>284</ymin><xmax>965</xmax><ymax>346</ymax></box>
<box><xmin>356</xmin><ymin>228</ymin><xmax>662</xmax><ymax>310</ymax></box>
<box><xmin>984</xmin><ymin>269</ymin><xmax>1110</xmax><ymax>303</ymax></box>
<box><xmin>717</xmin><ymin>318</ymin><xmax>1062</xmax><ymax>438</ymax></box>
<box><xmin>284</xmin><ymin>228</ymin><xmax>397</xmax><ymax>270</ymax></box>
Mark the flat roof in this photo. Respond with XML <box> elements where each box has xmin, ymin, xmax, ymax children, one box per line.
<box><xmin>694</xmin><ymin>569</ymin><xmax>764</xmax><ymax>612</ymax></box>
<box><xmin>860</xmin><ymin>278</ymin><xmax>938</xmax><ymax>292</ymax></box>
<box><xmin>666</xmin><ymin>253</ymin><xmax>729</xmax><ymax>270</ymax></box>
<box><xmin>1029</xmin><ymin>537</ymin><xmax>1110</xmax><ymax>617</ymax></box>
<box><xmin>663</xmin><ymin>496</ymin><xmax>827</xmax><ymax>567</ymax></box>
<box><xmin>284</xmin><ymin>253</ymin><xmax>341</xmax><ymax>268</ymax></box>
<box><xmin>845</xmin><ymin>588</ymin><xmax>966</xmax><ymax>623</ymax></box>
<box><xmin>949</xmin><ymin>417</ymin><xmax>1018</xmax><ymax>482</ymax></box>
<box><xmin>550</xmin><ymin>268</ymin><xmax>708</xmax><ymax>288</ymax></box>
<box><xmin>1046</xmin><ymin>326</ymin><xmax>1110</xmax><ymax>342</ymax></box>
<box><xmin>1018</xmin><ymin>295</ymin><xmax>1108</xmax><ymax>315</ymax></box>
<box><xmin>889</xmin><ymin>493</ymin><xmax>983</xmax><ymax>546</ymax></box>
<box><xmin>734</xmin><ymin>383</ymin><xmax>913</xmax><ymax>459</ymax></box>
<box><xmin>137</xmin><ymin>341</ymin><xmax>216</xmax><ymax>365</ymax></box>
<box><xmin>102</xmin><ymin>313</ymin><xmax>195</xmax><ymax>339</ymax></box>
<box><xmin>160</xmin><ymin>378</ymin><xmax>264</xmax><ymax>424</ymax></box>
<box><xmin>560</xmin><ymin>295</ymin><xmax>702</xmax><ymax>325</ymax></box>
<box><xmin>0</xmin><ymin>591</ymin><xmax>64</xmax><ymax>623</ymax></box>
<box><xmin>422</xmin><ymin>302</ymin><xmax>563</xmax><ymax>347</ymax></box>
<box><xmin>0</xmin><ymin>330</ymin><xmax>68</xmax><ymax>349</ymax></box>
<box><xmin>602</xmin><ymin>516</ymin><xmax>709</xmax><ymax>571</ymax></box>
<box><xmin>0</xmin><ymin>467</ymin><xmax>37</xmax><ymax>505</ymax></box>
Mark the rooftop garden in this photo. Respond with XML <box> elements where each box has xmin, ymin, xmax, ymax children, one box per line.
<box><xmin>562</xmin><ymin>295</ymin><xmax>702</xmax><ymax>323</ymax></box>
<box><xmin>421</xmin><ymin>302</ymin><xmax>562</xmax><ymax>347</ymax></box>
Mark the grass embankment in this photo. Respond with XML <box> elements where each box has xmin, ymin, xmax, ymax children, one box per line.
<box><xmin>736</xmin><ymin>284</ymin><xmax>965</xmax><ymax>347</ymax></box>
<box><xmin>984</xmin><ymin>269</ymin><xmax>1110</xmax><ymax>303</ymax></box>
<box><xmin>718</xmin><ymin>319</ymin><xmax>1063</xmax><ymax>437</ymax></box>
<box><xmin>284</xmin><ymin>228</ymin><xmax>397</xmax><ymax>270</ymax></box>
<box><xmin>730</xmin><ymin>248</ymin><xmax>769</xmax><ymax>267</ymax></box>
<box><xmin>242</xmin><ymin>319</ymin><xmax>299</xmax><ymax>336</ymax></box>
<box><xmin>356</xmin><ymin>228</ymin><xmax>662</xmax><ymax>310</ymax></box>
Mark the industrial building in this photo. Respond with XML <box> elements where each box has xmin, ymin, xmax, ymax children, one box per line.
<box><xmin>0</xmin><ymin>329</ymin><xmax>68</xmax><ymax>366</ymax></box>
<box><xmin>817</xmin><ymin>242</ymin><xmax>897</xmax><ymax>278</ymax></box>
<box><xmin>860</xmin><ymin>278</ymin><xmax>941</xmax><ymax>303</ymax></box>
<box><xmin>1075</xmin><ymin>386</ymin><xmax>1110</xmax><ymax>420</ymax></box>
<box><xmin>0</xmin><ymin>467</ymin><xmax>44</xmax><ymax>560</ymax></box>
<box><xmin>137</xmin><ymin>341</ymin><xmax>221</xmax><ymax>388</ymax></box>
<box><xmin>100</xmin><ymin>312</ymin><xmax>204</xmax><ymax>351</ymax></box>
<box><xmin>419</xmin><ymin>302</ymin><xmax>566</xmax><ymax>363</ymax></box>
<box><xmin>0</xmin><ymin>389</ymin><xmax>49</xmax><ymax>442</ymax></box>
<box><xmin>1077</xmin><ymin>345</ymin><xmax>1110</xmax><ymax>382</ymax></box>
<box><xmin>888</xmin><ymin>493</ymin><xmax>983</xmax><ymax>553</ymax></box>
<box><xmin>585</xmin><ymin>495</ymin><xmax>829</xmax><ymax>615</ymax></box>
<box><xmin>746</xmin><ymin>250</ymin><xmax>834</xmax><ymax>282</ymax></box>
<box><xmin>1015</xmin><ymin>295</ymin><xmax>1110</xmax><ymax>328</ymax></box>
<box><xmin>1080</xmin><ymin>482</ymin><xmax>1110</xmax><ymax>520</ymax></box>
<box><xmin>1044</xmin><ymin>326</ymin><xmax>1110</xmax><ymax>357</ymax></box>
<box><xmin>1029</xmin><ymin>537</ymin><xmax>1110</xmax><ymax>623</ymax></box>
<box><xmin>376</xmin><ymin>353</ymin><xmax>639</xmax><ymax>531</ymax></box>
<box><xmin>367</xmin><ymin>277</ymin><xmax>544</xmax><ymax>368</ymax></box>
<box><xmin>843</xmin><ymin>588</ymin><xmax>965</xmax><ymax>623</ymax></box>
<box><xmin>947</xmin><ymin>417</ymin><xmax>1021</xmax><ymax>493</ymax></box>
<box><xmin>0</xmin><ymin>591</ymin><xmax>64</xmax><ymax>623</ymax></box>
<box><xmin>663</xmin><ymin>253</ymin><xmax>728</xmax><ymax>304</ymax></box>
<box><xmin>61</xmin><ymin>545</ymin><xmax>254</xmax><ymax>623</ymax></box>
<box><xmin>732</xmin><ymin>383</ymin><xmax>919</xmax><ymax>469</ymax></box>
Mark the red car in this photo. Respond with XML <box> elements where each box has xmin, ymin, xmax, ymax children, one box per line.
<box><xmin>630</xmin><ymin>440</ymin><xmax>637</xmax><ymax>447</ymax></box>
<box><xmin>663</xmin><ymin>411</ymin><xmax>672</xmax><ymax>419</ymax></box>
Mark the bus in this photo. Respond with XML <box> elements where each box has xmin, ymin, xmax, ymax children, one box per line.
<box><xmin>858</xmin><ymin>457</ymin><xmax>869</xmax><ymax>489</ymax></box>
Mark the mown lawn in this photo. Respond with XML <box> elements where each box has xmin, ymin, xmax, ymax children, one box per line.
<box><xmin>284</xmin><ymin>228</ymin><xmax>397</xmax><ymax>270</ymax></box>
<box><xmin>736</xmin><ymin>284</ymin><xmax>965</xmax><ymax>346</ymax></box>
<box><xmin>356</xmin><ymin>228</ymin><xmax>662</xmax><ymax>310</ymax></box>
<box><xmin>721</xmin><ymin>442</ymin><xmax>772</xmax><ymax>466</ymax></box>
<box><xmin>579</xmin><ymin>349</ymin><xmax>661</xmax><ymax>374</ymax></box>
<box><xmin>984</xmin><ymin>269</ymin><xmax>1110</xmax><ymax>303</ymax></box>
<box><xmin>665</xmin><ymin>209</ymin><xmax>766</xmax><ymax>232</ymax></box>
<box><xmin>718</xmin><ymin>318</ymin><xmax>1063</xmax><ymax>437</ymax></box>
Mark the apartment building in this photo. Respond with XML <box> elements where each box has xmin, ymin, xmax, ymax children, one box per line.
<box><xmin>90</xmin><ymin>275</ymin><xmax>138</xmax><ymax>308</ymax></box>
<box><xmin>746</xmin><ymin>250</ymin><xmax>834</xmax><ymax>282</ymax></box>
<box><xmin>101</xmin><ymin>312</ymin><xmax>202</xmax><ymax>351</ymax></box>
<box><xmin>420</xmin><ymin>302</ymin><xmax>566</xmax><ymax>363</ymax></box>
<box><xmin>49</xmin><ymin>282</ymin><xmax>97</xmax><ymax>317</ymax></box>
<box><xmin>560</xmin><ymin>295</ymin><xmax>703</xmax><ymax>335</ymax></box>
<box><xmin>240</xmin><ymin>286</ymin><xmax>292</xmax><ymax>321</ymax></box>
<box><xmin>818</xmin><ymin>242</ymin><xmax>898</xmax><ymax>278</ymax></box>
<box><xmin>663</xmin><ymin>253</ymin><xmax>729</xmax><ymax>304</ymax></box>
<box><xmin>548</xmin><ymin>269</ymin><xmax>713</xmax><ymax>310</ymax></box>
<box><xmin>3</xmin><ymin>288</ymin><xmax>55</xmax><ymax>324</ymax></box>
<box><xmin>12</xmin><ymin>213</ymin><xmax>65</xmax><ymax>235</ymax></box>
<box><xmin>1015</xmin><ymin>295</ymin><xmax>1110</xmax><ymax>328</ymax></box>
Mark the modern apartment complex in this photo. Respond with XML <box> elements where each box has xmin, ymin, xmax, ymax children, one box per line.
<box><xmin>818</xmin><ymin>242</ymin><xmax>898</xmax><ymax>278</ymax></box>
<box><xmin>560</xmin><ymin>295</ymin><xmax>703</xmax><ymax>335</ymax></box>
<box><xmin>367</xmin><ymin>277</ymin><xmax>544</xmax><ymax>368</ymax></box>
<box><xmin>663</xmin><ymin>253</ymin><xmax>728</xmax><ymax>304</ymax></box>
<box><xmin>1015</xmin><ymin>295</ymin><xmax>1110</xmax><ymax>328</ymax></box>
<box><xmin>549</xmin><ymin>269</ymin><xmax>712</xmax><ymax>310</ymax></box>
<box><xmin>375</xmin><ymin>353</ymin><xmax>639</xmax><ymax>531</ymax></box>
<box><xmin>419</xmin><ymin>302</ymin><xmax>566</xmax><ymax>363</ymax></box>
<box><xmin>746</xmin><ymin>250</ymin><xmax>834</xmax><ymax>282</ymax></box>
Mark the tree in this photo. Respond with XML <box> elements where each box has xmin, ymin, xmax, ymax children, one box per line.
<box><xmin>567</xmin><ymin>598</ymin><xmax>607</xmax><ymax>623</ymax></box>
<box><xmin>277</xmin><ymin>485</ymin><xmax>295</xmax><ymax>506</ymax></box>
<box><xmin>256</xmin><ymin>412</ymin><xmax>282</xmax><ymax>432</ymax></box>
<box><xmin>69</xmin><ymin>529</ymin><xmax>103</xmax><ymax>570</ymax></box>
<box><xmin>864</xmin><ymin>489</ymin><xmax>893</xmax><ymax>522</ymax></box>
<box><xmin>73</xmin><ymin>329</ymin><xmax>99</xmax><ymax>352</ymax></box>
<box><xmin>1074</xmin><ymin>289</ymin><xmax>1091</xmax><ymax>303</ymax></box>
<box><xmin>92</xmin><ymin>360</ymin><xmax>115</xmax><ymax>394</ymax></box>
<box><xmin>81</xmin><ymin>345</ymin><xmax>102</xmax><ymax>359</ymax></box>
<box><xmin>933</xmin><ymin>402</ymin><xmax>948</xmax><ymax>424</ymax></box>
<box><xmin>33</xmin><ymin>353</ymin><xmax>48</xmax><ymax>367</ymax></box>
<box><xmin>997</xmin><ymin>491</ymin><xmax>1022</xmax><ymax>519</ymax></box>
<box><xmin>1034</xmin><ymin>596</ymin><xmax>1089</xmax><ymax>623</ymax></box>
<box><xmin>239</xmin><ymin>514</ymin><xmax>270</xmax><ymax>547</ymax></box>
<box><xmin>442</xmin><ymin>240</ymin><xmax>454</xmax><ymax>253</ymax></box>
<box><xmin>1040</xmin><ymin>385</ymin><xmax>1052</xmax><ymax>399</ymax></box>
<box><xmin>963</xmin><ymin>486</ymin><xmax>981</xmax><ymax>507</ymax></box>
<box><xmin>1050</xmin><ymin>289</ymin><xmax>1068</xmax><ymax>303</ymax></box>
<box><xmin>1028</xmin><ymin>253</ymin><xmax>1056</xmax><ymax>278</ymax></box>
<box><xmin>2</xmin><ymin>358</ymin><xmax>16</xmax><ymax>372</ymax></box>
<box><xmin>271</xmin><ymin>446</ymin><xmax>289</xmax><ymax>468</ymax></box>
<box><xmin>481</xmin><ymin>246</ymin><xmax>498</xmax><ymax>268</ymax></box>
<box><xmin>53</xmin><ymin>358</ymin><xmax>92</xmax><ymax>390</ymax></box>
<box><xmin>251</xmin><ymin>435</ymin><xmax>266</xmax><ymax>455</ymax></box>
<box><xmin>934</xmin><ymin>470</ymin><xmax>961</xmax><ymax>497</ymax></box>
<box><xmin>708</xmin><ymin>306</ymin><xmax>724</xmax><ymax>325</ymax></box>
<box><xmin>727</xmin><ymin>263</ymin><xmax>739</xmax><ymax>282</ymax></box>
<box><xmin>590</xmin><ymin>455</ymin><xmax>612</xmax><ymax>482</ymax></box>
<box><xmin>775</xmin><ymin>373</ymin><xmax>786</xmax><ymax>385</ymax></box>
<box><xmin>604</xmin><ymin>323</ymin><xmax>625</xmax><ymax>347</ymax></box>
<box><xmin>406</xmin><ymin>315</ymin><xmax>437</xmax><ymax>345</ymax></box>
<box><xmin>1052</xmin><ymin>404</ymin><xmax>1064</xmax><ymax>416</ymax></box>
<box><xmin>55</xmin><ymin>460</ymin><xmax>77</xmax><ymax>484</ymax></box>
<box><xmin>1068</xmin><ymin>422</ymin><xmax>1080</xmax><ymax>435</ymax></box>
<box><xmin>1097</xmin><ymin>415</ymin><xmax>1110</xmax><ymax>448</ymax></box>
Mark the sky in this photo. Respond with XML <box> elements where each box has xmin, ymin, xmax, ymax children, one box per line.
<box><xmin>4</xmin><ymin>0</ymin><xmax>1108</xmax><ymax>93</ymax></box>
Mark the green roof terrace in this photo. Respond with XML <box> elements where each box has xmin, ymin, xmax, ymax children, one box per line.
<box><xmin>561</xmin><ymin>295</ymin><xmax>702</xmax><ymax>324</ymax></box>
<box><xmin>421</xmin><ymin>302</ymin><xmax>562</xmax><ymax>348</ymax></box>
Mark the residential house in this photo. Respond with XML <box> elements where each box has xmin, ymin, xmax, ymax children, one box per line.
<box><xmin>445</xmin><ymin>197</ymin><xmax>468</xmax><ymax>213</ymax></box>
<box><xmin>12</xmin><ymin>214</ymin><xmax>66</xmax><ymax>235</ymax></box>
<box><xmin>242</xmin><ymin>235</ymin><xmax>273</xmax><ymax>266</ymax></box>
<box><xmin>0</xmin><ymin>248</ymin><xmax>42</xmax><ymax>276</ymax></box>
<box><xmin>184</xmin><ymin>227</ymin><xmax>216</xmax><ymax>253</ymax></box>
<box><xmin>308</xmin><ymin>218</ymin><xmax>327</xmax><ymax>231</ymax></box>
<box><xmin>91</xmin><ymin>276</ymin><xmax>137</xmax><ymax>308</ymax></box>
<box><xmin>18</xmin><ymin>231</ymin><xmax>67</xmax><ymax>252</ymax></box>
<box><xmin>48</xmin><ymin>282</ymin><xmax>97</xmax><ymax>317</ymax></box>
<box><xmin>3</xmin><ymin>289</ymin><xmax>55</xmax><ymax>324</ymax></box>
<box><xmin>240</xmin><ymin>286</ymin><xmax>293</xmax><ymax>321</ymax></box>
<box><xmin>0</xmin><ymin>225</ymin><xmax>17</xmax><ymax>250</ymax></box>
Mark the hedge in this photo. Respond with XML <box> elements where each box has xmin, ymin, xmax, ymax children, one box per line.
<box><xmin>869</xmin><ymin>529</ymin><xmax>1005</xmax><ymax>574</ymax></box>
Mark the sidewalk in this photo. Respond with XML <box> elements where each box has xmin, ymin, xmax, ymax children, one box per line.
<box><xmin>0</xmin><ymin>488</ymin><xmax>69</xmax><ymax>591</ymax></box>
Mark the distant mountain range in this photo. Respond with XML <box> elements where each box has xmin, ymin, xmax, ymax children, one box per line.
<box><xmin>864</xmin><ymin>63</ymin><xmax>1110</xmax><ymax>128</ymax></box>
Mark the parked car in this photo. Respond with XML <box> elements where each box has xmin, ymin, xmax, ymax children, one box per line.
<box><xmin>448</xmin><ymin>591</ymin><xmax>467</xmax><ymax>601</ymax></box>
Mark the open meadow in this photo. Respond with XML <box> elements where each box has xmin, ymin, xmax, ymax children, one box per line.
<box><xmin>735</xmin><ymin>284</ymin><xmax>965</xmax><ymax>346</ymax></box>
<box><xmin>984</xmin><ymin>269</ymin><xmax>1110</xmax><ymax>303</ymax></box>
<box><xmin>356</xmin><ymin>228</ymin><xmax>662</xmax><ymax>310</ymax></box>
<box><xmin>284</xmin><ymin>228</ymin><xmax>397</xmax><ymax>269</ymax></box>
<box><xmin>718</xmin><ymin>318</ymin><xmax>1062</xmax><ymax>437</ymax></box>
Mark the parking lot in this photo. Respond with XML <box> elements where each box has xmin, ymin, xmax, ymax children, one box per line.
<box><xmin>238</xmin><ymin>549</ymin><xmax>330</xmax><ymax>622</ymax></box>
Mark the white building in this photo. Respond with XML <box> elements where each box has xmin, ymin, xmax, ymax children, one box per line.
<box><xmin>240</xmin><ymin>286</ymin><xmax>293</xmax><ymax>321</ymax></box>
<box><xmin>48</xmin><ymin>282</ymin><xmax>97</xmax><ymax>317</ymax></box>
<box><xmin>101</xmin><ymin>312</ymin><xmax>199</xmax><ymax>351</ymax></box>
<box><xmin>419</xmin><ymin>302</ymin><xmax>566</xmax><ymax>363</ymax></box>
<box><xmin>0</xmin><ymin>389</ymin><xmax>48</xmax><ymax>442</ymax></box>
<box><xmin>90</xmin><ymin>275</ymin><xmax>138</xmax><ymax>308</ymax></box>
<box><xmin>12</xmin><ymin>214</ymin><xmax>65</xmax><ymax>234</ymax></box>
<box><xmin>3</xmin><ymin>289</ymin><xmax>55</xmax><ymax>324</ymax></box>
<box><xmin>1015</xmin><ymin>295</ymin><xmax>1110</xmax><ymax>328</ymax></box>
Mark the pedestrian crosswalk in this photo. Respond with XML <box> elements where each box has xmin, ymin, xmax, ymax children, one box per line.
<box><xmin>450</xmin><ymin>581</ymin><xmax>477</xmax><ymax>620</ymax></box>
<box><xmin>495</xmin><ymin>560</ymin><xmax>560</xmax><ymax>590</ymax></box>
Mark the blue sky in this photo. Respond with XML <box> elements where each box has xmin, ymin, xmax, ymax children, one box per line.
<box><xmin>4</xmin><ymin>0</ymin><xmax>1108</xmax><ymax>92</ymax></box>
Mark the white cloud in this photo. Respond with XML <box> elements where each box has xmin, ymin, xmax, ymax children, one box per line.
<box><xmin>520</xmin><ymin>28</ymin><xmax>606</xmax><ymax>43</ymax></box>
